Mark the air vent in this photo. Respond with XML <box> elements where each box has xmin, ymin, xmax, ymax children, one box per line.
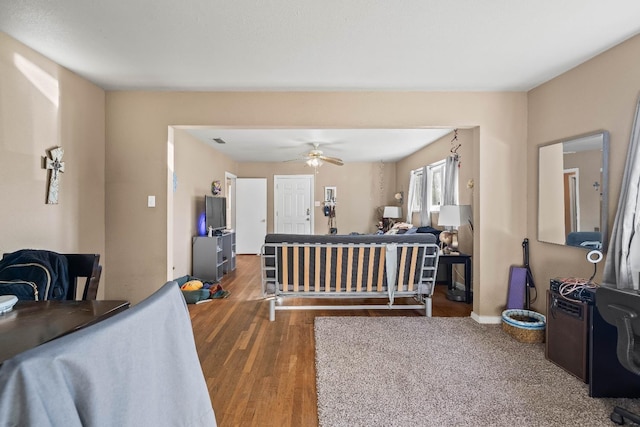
<box><xmin>213</xmin><ymin>138</ymin><xmax>226</xmax><ymax>144</ymax></box>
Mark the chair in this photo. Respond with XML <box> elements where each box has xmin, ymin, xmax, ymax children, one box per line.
<box><xmin>1</xmin><ymin>252</ymin><xmax>102</xmax><ymax>301</ymax></box>
<box><xmin>63</xmin><ymin>253</ymin><xmax>102</xmax><ymax>300</ymax></box>
<box><xmin>595</xmin><ymin>285</ymin><xmax>640</xmax><ymax>425</ymax></box>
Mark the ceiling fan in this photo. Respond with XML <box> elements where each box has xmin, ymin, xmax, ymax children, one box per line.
<box><xmin>289</xmin><ymin>143</ymin><xmax>344</xmax><ymax>168</ymax></box>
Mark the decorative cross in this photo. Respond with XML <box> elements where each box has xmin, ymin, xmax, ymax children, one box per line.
<box><xmin>45</xmin><ymin>147</ymin><xmax>65</xmax><ymax>204</ymax></box>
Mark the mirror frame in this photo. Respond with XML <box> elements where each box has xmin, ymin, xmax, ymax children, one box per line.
<box><xmin>537</xmin><ymin>130</ymin><xmax>609</xmax><ymax>252</ymax></box>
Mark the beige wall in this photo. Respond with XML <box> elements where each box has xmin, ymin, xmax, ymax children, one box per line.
<box><xmin>106</xmin><ymin>91</ymin><xmax>528</xmax><ymax>317</ymax></box>
<box><xmin>528</xmin><ymin>34</ymin><xmax>640</xmax><ymax>313</ymax></box>
<box><xmin>0</xmin><ymin>32</ymin><xmax>106</xmax><ymax>297</ymax></box>
<box><xmin>237</xmin><ymin>161</ymin><xmax>396</xmax><ymax>235</ymax></box>
<box><xmin>172</xmin><ymin>129</ymin><xmax>238</xmax><ymax>278</ymax></box>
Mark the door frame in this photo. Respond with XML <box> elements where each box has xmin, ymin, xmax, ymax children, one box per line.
<box><xmin>273</xmin><ymin>174</ymin><xmax>315</xmax><ymax>234</ymax></box>
<box><xmin>224</xmin><ymin>171</ymin><xmax>236</xmax><ymax>231</ymax></box>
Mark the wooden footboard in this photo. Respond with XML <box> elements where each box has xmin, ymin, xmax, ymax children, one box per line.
<box><xmin>261</xmin><ymin>241</ymin><xmax>439</xmax><ymax>321</ymax></box>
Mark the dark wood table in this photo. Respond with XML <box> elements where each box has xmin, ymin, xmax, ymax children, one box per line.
<box><xmin>438</xmin><ymin>253</ymin><xmax>472</xmax><ymax>303</ymax></box>
<box><xmin>0</xmin><ymin>300</ymin><xmax>129</xmax><ymax>364</ymax></box>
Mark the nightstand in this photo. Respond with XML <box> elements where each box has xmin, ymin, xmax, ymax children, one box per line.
<box><xmin>438</xmin><ymin>253</ymin><xmax>472</xmax><ymax>303</ymax></box>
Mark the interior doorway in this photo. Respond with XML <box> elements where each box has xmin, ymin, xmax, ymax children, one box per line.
<box><xmin>236</xmin><ymin>178</ymin><xmax>267</xmax><ymax>254</ymax></box>
<box><xmin>563</xmin><ymin>168</ymin><xmax>580</xmax><ymax>235</ymax></box>
<box><xmin>225</xmin><ymin>172</ymin><xmax>236</xmax><ymax>231</ymax></box>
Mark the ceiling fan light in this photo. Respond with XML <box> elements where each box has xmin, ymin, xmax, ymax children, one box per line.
<box><xmin>307</xmin><ymin>158</ymin><xmax>322</xmax><ymax>167</ymax></box>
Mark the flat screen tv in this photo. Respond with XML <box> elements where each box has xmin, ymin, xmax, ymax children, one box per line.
<box><xmin>205</xmin><ymin>195</ymin><xmax>227</xmax><ymax>232</ymax></box>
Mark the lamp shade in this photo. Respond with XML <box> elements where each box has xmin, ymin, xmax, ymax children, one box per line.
<box><xmin>383</xmin><ymin>206</ymin><xmax>403</xmax><ymax>218</ymax></box>
<box><xmin>438</xmin><ymin>205</ymin><xmax>472</xmax><ymax>228</ymax></box>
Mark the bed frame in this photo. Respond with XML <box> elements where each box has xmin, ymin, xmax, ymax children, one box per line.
<box><xmin>261</xmin><ymin>239</ymin><xmax>439</xmax><ymax>321</ymax></box>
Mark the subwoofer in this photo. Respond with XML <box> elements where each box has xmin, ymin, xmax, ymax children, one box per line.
<box><xmin>545</xmin><ymin>290</ymin><xmax>590</xmax><ymax>382</ymax></box>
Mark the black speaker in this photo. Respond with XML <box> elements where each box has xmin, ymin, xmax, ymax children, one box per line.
<box><xmin>545</xmin><ymin>290</ymin><xmax>590</xmax><ymax>382</ymax></box>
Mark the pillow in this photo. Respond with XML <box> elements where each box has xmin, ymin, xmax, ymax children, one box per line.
<box><xmin>181</xmin><ymin>280</ymin><xmax>203</xmax><ymax>291</ymax></box>
<box><xmin>392</xmin><ymin>222</ymin><xmax>413</xmax><ymax>230</ymax></box>
<box><xmin>416</xmin><ymin>226</ymin><xmax>442</xmax><ymax>236</ymax></box>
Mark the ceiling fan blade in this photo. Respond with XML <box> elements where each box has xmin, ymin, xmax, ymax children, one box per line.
<box><xmin>319</xmin><ymin>156</ymin><xmax>344</xmax><ymax>166</ymax></box>
<box><xmin>283</xmin><ymin>143</ymin><xmax>343</xmax><ymax>166</ymax></box>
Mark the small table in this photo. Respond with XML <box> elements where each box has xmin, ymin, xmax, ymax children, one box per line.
<box><xmin>0</xmin><ymin>300</ymin><xmax>129</xmax><ymax>364</ymax></box>
<box><xmin>438</xmin><ymin>253</ymin><xmax>472</xmax><ymax>303</ymax></box>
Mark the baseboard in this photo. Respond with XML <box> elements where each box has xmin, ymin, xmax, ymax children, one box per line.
<box><xmin>471</xmin><ymin>312</ymin><xmax>502</xmax><ymax>324</ymax></box>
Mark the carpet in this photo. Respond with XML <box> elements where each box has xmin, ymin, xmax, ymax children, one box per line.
<box><xmin>315</xmin><ymin>317</ymin><xmax>640</xmax><ymax>426</ymax></box>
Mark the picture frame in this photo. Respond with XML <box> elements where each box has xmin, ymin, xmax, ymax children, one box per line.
<box><xmin>324</xmin><ymin>186</ymin><xmax>336</xmax><ymax>203</ymax></box>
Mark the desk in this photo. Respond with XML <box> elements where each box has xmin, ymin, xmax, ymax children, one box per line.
<box><xmin>438</xmin><ymin>253</ymin><xmax>472</xmax><ymax>303</ymax></box>
<box><xmin>0</xmin><ymin>300</ymin><xmax>129</xmax><ymax>364</ymax></box>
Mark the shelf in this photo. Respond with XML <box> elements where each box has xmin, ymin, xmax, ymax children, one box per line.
<box><xmin>192</xmin><ymin>231</ymin><xmax>236</xmax><ymax>282</ymax></box>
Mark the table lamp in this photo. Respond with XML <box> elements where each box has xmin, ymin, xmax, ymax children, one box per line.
<box><xmin>438</xmin><ymin>205</ymin><xmax>472</xmax><ymax>255</ymax></box>
<box><xmin>382</xmin><ymin>206</ymin><xmax>403</xmax><ymax>232</ymax></box>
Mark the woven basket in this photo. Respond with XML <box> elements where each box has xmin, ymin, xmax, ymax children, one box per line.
<box><xmin>501</xmin><ymin>309</ymin><xmax>546</xmax><ymax>343</ymax></box>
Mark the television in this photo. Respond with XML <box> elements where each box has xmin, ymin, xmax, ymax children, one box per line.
<box><xmin>205</xmin><ymin>195</ymin><xmax>227</xmax><ymax>233</ymax></box>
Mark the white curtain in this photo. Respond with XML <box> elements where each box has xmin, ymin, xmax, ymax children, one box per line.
<box><xmin>442</xmin><ymin>155</ymin><xmax>459</xmax><ymax>206</ymax></box>
<box><xmin>419</xmin><ymin>166</ymin><xmax>432</xmax><ymax>226</ymax></box>
<box><xmin>604</xmin><ymin>96</ymin><xmax>640</xmax><ymax>290</ymax></box>
<box><xmin>406</xmin><ymin>171</ymin><xmax>416</xmax><ymax>223</ymax></box>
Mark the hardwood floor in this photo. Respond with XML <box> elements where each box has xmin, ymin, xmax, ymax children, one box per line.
<box><xmin>189</xmin><ymin>254</ymin><xmax>472</xmax><ymax>427</ymax></box>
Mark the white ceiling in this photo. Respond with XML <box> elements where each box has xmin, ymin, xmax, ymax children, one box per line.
<box><xmin>184</xmin><ymin>128</ymin><xmax>454</xmax><ymax>163</ymax></box>
<box><xmin>3</xmin><ymin>1</ymin><xmax>640</xmax><ymax>162</ymax></box>
<box><xmin>2</xmin><ymin>1</ymin><xmax>640</xmax><ymax>92</ymax></box>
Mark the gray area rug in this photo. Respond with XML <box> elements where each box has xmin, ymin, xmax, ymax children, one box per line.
<box><xmin>315</xmin><ymin>317</ymin><xmax>640</xmax><ymax>426</ymax></box>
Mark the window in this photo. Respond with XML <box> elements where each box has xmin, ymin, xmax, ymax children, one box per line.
<box><xmin>428</xmin><ymin>160</ymin><xmax>445</xmax><ymax>212</ymax></box>
<box><xmin>409</xmin><ymin>160</ymin><xmax>446</xmax><ymax>213</ymax></box>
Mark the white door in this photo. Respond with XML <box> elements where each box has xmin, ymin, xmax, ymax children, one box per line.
<box><xmin>236</xmin><ymin>178</ymin><xmax>267</xmax><ymax>254</ymax></box>
<box><xmin>274</xmin><ymin>175</ymin><xmax>313</xmax><ymax>234</ymax></box>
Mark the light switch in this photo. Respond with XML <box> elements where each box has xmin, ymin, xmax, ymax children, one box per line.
<box><xmin>314</xmin><ymin>201</ymin><xmax>321</xmax><ymax>207</ymax></box>
<box><xmin>148</xmin><ymin>195</ymin><xmax>156</xmax><ymax>208</ymax></box>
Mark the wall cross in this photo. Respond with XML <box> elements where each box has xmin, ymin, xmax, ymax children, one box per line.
<box><xmin>45</xmin><ymin>147</ymin><xmax>65</xmax><ymax>204</ymax></box>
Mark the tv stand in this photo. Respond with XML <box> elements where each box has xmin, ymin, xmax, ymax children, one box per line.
<box><xmin>192</xmin><ymin>231</ymin><xmax>236</xmax><ymax>282</ymax></box>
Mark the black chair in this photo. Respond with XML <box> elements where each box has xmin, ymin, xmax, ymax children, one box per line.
<box><xmin>63</xmin><ymin>254</ymin><xmax>102</xmax><ymax>300</ymax></box>
<box><xmin>1</xmin><ymin>252</ymin><xmax>102</xmax><ymax>301</ymax></box>
<box><xmin>596</xmin><ymin>285</ymin><xmax>640</xmax><ymax>425</ymax></box>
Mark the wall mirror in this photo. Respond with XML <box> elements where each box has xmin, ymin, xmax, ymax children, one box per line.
<box><xmin>538</xmin><ymin>130</ymin><xmax>609</xmax><ymax>251</ymax></box>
